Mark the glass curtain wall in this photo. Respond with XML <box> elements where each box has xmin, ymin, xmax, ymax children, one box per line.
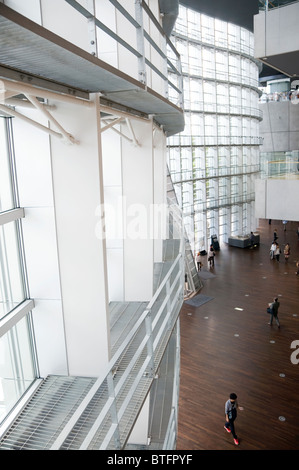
<box><xmin>0</xmin><ymin>117</ymin><xmax>37</xmax><ymax>424</ymax></box>
<box><xmin>167</xmin><ymin>6</ymin><xmax>261</xmax><ymax>253</ymax></box>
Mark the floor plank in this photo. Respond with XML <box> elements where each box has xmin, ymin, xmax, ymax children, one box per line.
<box><xmin>177</xmin><ymin>219</ymin><xmax>299</xmax><ymax>450</ymax></box>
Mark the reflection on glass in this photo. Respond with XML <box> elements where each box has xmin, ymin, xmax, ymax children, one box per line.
<box><xmin>0</xmin><ymin>119</ymin><xmax>14</xmax><ymax>212</ymax></box>
<box><xmin>0</xmin><ymin>221</ymin><xmax>26</xmax><ymax>320</ymax></box>
<box><xmin>0</xmin><ymin>315</ymin><xmax>36</xmax><ymax>423</ymax></box>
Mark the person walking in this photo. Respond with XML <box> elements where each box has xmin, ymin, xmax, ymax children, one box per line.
<box><xmin>224</xmin><ymin>393</ymin><xmax>239</xmax><ymax>445</ymax></box>
<box><xmin>196</xmin><ymin>252</ymin><xmax>202</xmax><ymax>271</ymax></box>
<box><xmin>250</xmin><ymin>231</ymin><xmax>255</xmax><ymax>249</ymax></box>
<box><xmin>284</xmin><ymin>243</ymin><xmax>290</xmax><ymax>262</ymax></box>
<box><xmin>268</xmin><ymin>297</ymin><xmax>280</xmax><ymax>328</ymax></box>
<box><xmin>274</xmin><ymin>243</ymin><xmax>281</xmax><ymax>262</ymax></box>
<box><xmin>270</xmin><ymin>241</ymin><xmax>277</xmax><ymax>260</ymax></box>
<box><xmin>208</xmin><ymin>245</ymin><xmax>215</xmax><ymax>268</ymax></box>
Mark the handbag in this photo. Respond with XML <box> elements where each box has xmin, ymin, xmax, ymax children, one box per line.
<box><xmin>267</xmin><ymin>307</ymin><xmax>272</xmax><ymax>314</ymax></box>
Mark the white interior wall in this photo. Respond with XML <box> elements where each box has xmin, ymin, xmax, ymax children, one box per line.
<box><xmin>49</xmin><ymin>94</ymin><xmax>110</xmax><ymax>377</ymax></box>
<box><xmin>116</xmin><ymin>2</ymin><xmax>138</xmax><ymax>81</ymax></box>
<box><xmin>96</xmin><ymin>0</ymin><xmax>118</xmax><ymax>67</ymax></box>
<box><xmin>153</xmin><ymin>127</ymin><xmax>167</xmax><ymax>263</ymax></box>
<box><xmin>40</xmin><ymin>0</ymin><xmax>89</xmax><ymax>51</ymax></box>
<box><xmin>102</xmin><ymin>123</ymin><xmax>124</xmax><ymax>301</ymax></box>
<box><xmin>255</xmin><ymin>179</ymin><xmax>299</xmax><ymax>221</ymax></box>
<box><xmin>12</xmin><ymin>108</ymin><xmax>68</xmax><ymax>377</ymax></box>
<box><xmin>3</xmin><ymin>0</ymin><xmax>42</xmax><ymax>23</ymax></box>
<box><xmin>102</xmin><ymin>119</ymin><xmax>167</xmax><ymax>301</ymax></box>
<box><xmin>122</xmin><ymin>119</ymin><xmax>154</xmax><ymax>302</ymax></box>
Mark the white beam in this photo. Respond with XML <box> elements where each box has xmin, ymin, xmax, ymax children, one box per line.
<box><xmin>100</xmin><ymin>117</ymin><xmax>122</xmax><ymax>133</ymax></box>
<box><xmin>0</xmin><ymin>208</ymin><xmax>25</xmax><ymax>226</ymax></box>
<box><xmin>99</xmin><ymin>103</ymin><xmax>149</xmax><ymax>123</ymax></box>
<box><xmin>0</xmin><ymin>104</ymin><xmax>63</xmax><ymax>140</ymax></box>
<box><xmin>25</xmin><ymin>94</ymin><xmax>78</xmax><ymax>144</ymax></box>
<box><xmin>0</xmin><ymin>78</ymin><xmax>92</xmax><ymax>107</ymax></box>
<box><xmin>126</xmin><ymin>118</ymin><xmax>140</xmax><ymax>146</ymax></box>
<box><xmin>101</xmin><ymin>119</ymin><xmax>134</xmax><ymax>143</ymax></box>
<box><xmin>0</xmin><ymin>299</ymin><xmax>35</xmax><ymax>339</ymax></box>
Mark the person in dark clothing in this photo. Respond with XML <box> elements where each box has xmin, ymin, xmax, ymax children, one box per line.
<box><xmin>250</xmin><ymin>231</ymin><xmax>254</xmax><ymax>249</ymax></box>
<box><xmin>224</xmin><ymin>393</ymin><xmax>239</xmax><ymax>445</ymax></box>
<box><xmin>268</xmin><ymin>297</ymin><xmax>280</xmax><ymax>328</ymax></box>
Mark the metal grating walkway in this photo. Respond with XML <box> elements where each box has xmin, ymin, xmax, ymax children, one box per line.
<box><xmin>0</xmin><ymin>3</ymin><xmax>184</xmax><ymax>136</ymax></box>
<box><xmin>0</xmin><ymin>376</ymin><xmax>97</xmax><ymax>450</ymax></box>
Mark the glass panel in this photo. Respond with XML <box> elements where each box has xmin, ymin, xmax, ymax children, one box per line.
<box><xmin>0</xmin><ymin>220</ymin><xmax>26</xmax><ymax>320</ymax></box>
<box><xmin>169</xmin><ymin>5</ymin><xmax>260</xmax><ymax>250</ymax></box>
<box><xmin>0</xmin><ymin>119</ymin><xmax>14</xmax><ymax>212</ymax></box>
<box><xmin>0</xmin><ymin>315</ymin><xmax>36</xmax><ymax>423</ymax></box>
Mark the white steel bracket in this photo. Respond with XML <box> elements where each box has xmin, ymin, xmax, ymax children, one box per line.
<box><xmin>0</xmin><ymin>79</ymin><xmax>84</xmax><ymax>144</ymax></box>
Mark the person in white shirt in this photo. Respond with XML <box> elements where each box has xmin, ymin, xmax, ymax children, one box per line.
<box><xmin>196</xmin><ymin>252</ymin><xmax>202</xmax><ymax>271</ymax></box>
<box><xmin>270</xmin><ymin>241</ymin><xmax>277</xmax><ymax>259</ymax></box>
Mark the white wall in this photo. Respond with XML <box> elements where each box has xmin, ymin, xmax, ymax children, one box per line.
<box><xmin>12</xmin><ymin>92</ymin><xmax>112</xmax><ymax>378</ymax></box>
<box><xmin>153</xmin><ymin>127</ymin><xmax>167</xmax><ymax>263</ymax></box>
<box><xmin>12</xmin><ymin>107</ymin><xmax>68</xmax><ymax>377</ymax></box>
<box><xmin>3</xmin><ymin>0</ymin><xmax>42</xmax><ymax>23</ymax></box>
<box><xmin>122</xmin><ymin>119</ymin><xmax>155</xmax><ymax>302</ymax></box>
<box><xmin>49</xmin><ymin>94</ymin><xmax>110</xmax><ymax>377</ymax></box>
<box><xmin>102</xmin><ymin>122</ymin><xmax>124</xmax><ymax>301</ymax></box>
<box><xmin>255</xmin><ymin>179</ymin><xmax>299</xmax><ymax>221</ymax></box>
<box><xmin>101</xmin><ymin>118</ymin><xmax>167</xmax><ymax>302</ymax></box>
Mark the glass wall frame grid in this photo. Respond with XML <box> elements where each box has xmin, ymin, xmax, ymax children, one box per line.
<box><xmin>0</xmin><ymin>117</ymin><xmax>38</xmax><ymax>425</ymax></box>
<box><xmin>167</xmin><ymin>6</ymin><xmax>260</xmax><ymax>253</ymax></box>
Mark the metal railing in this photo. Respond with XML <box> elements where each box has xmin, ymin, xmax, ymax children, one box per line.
<box><xmin>49</xmin><ymin>203</ymin><xmax>184</xmax><ymax>450</ymax></box>
<box><xmin>168</xmin><ymin>165</ymin><xmax>260</xmax><ymax>184</ymax></box>
<box><xmin>181</xmin><ymin>100</ymin><xmax>263</xmax><ymax>120</ymax></box>
<box><xmin>65</xmin><ymin>0</ymin><xmax>183</xmax><ymax>108</ymax></box>
<box><xmin>181</xmin><ymin>192</ymin><xmax>256</xmax><ymax>215</ymax></box>
<box><xmin>259</xmin><ymin>0</ymin><xmax>299</xmax><ymax>10</ymax></box>
<box><xmin>168</xmin><ymin>134</ymin><xmax>263</xmax><ymax>147</ymax></box>
<box><xmin>260</xmin><ymin>151</ymin><xmax>299</xmax><ymax>179</ymax></box>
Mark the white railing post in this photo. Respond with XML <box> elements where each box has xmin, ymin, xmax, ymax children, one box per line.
<box><xmin>135</xmin><ymin>0</ymin><xmax>147</xmax><ymax>85</ymax></box>
<box><xmin>145</xmin><ymin>309</ymin><xmax>155</xmax><ymax>377</ymax></box>
<box><xmin>87</xmin><ymin>0</ymin><xmax>98</xmax><ymax>57</ymax></box>
<box><xmin>162</xmin><ymin>33</ymin><xmax>169</xmax><ymax>100</ymax></box>
<box><xmin>166</xmin><ymin>278</ymin><xmax>172</xmax><ymax>328</ymax></box>
<box><xmin>106</xmin><ymin>371</ymin><xmax>121</xmax><ymax>448</ymax></box>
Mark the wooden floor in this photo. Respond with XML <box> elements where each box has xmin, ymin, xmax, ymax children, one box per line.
<box><xmin>177</xmin><ymin>219</ymin><xmax>299</xmax><ymax>451</ymax></box>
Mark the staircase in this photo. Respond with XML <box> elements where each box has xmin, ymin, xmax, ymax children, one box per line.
<box><xmin>167</xmin><ymin>166</ymin><xmax>202</xmax><ymax>295</ymax></box>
